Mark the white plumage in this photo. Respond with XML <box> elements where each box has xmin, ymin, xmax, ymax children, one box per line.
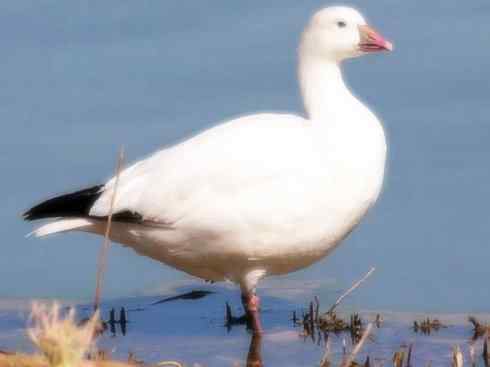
<box><xmin>27</xmin><ymin>6</ymin><xmax>392</xmax><ymax>332</ymax></box>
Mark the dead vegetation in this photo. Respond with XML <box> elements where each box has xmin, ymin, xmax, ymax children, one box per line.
<box><xmin>294</xmin><ymin>268</ymin><xmax>377</xmax><ymax>366</ymax></box>
<box><xmin>469</xmin><ymin>316</ymin><xmax>490</xmax><ymax>340</ymax></box>
<box><xmin>295</xmin><ymin>268</ymin><xmax>490</xmax><ymax>367</ymax></box>
<box><xmin>412</xmin><ymin>318</ymin><xmax>446</xmax><ymax>335</ymax></box>
<box><xmin>294</xmin><ymin>268</ymin><xmax>376</xmax><ymax>346</ymax></box>
<box><xmin>0</xmin><ymin>303</ymin><xmax>184</xmax><ymax>367</ymax></box>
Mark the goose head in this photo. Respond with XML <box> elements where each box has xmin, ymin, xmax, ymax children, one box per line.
<box><xmin>300</xmin><ymin>6</ymin><xmax>393</xmax><ymax>63</ymax></box>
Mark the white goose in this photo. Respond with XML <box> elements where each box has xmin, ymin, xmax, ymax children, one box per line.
<box><xmin>24</xmin><ymin>6</ymin><xmax>392</xmax><ymax>334</ymax></box>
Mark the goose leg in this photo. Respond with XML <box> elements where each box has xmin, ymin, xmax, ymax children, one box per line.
<box><xmin>246</xmin><ymin>333</ymin><xmax>263</xmax><ymax>367</ymax></box>
<box><xmin>241</xmin><ymin>290</ymin><xmax>263</xmax><ymax>334</ymax></box>
<box><xmin>239</xmin><ymin>269</ymin><xmax>266</xmax><ymax>334</ymax></box>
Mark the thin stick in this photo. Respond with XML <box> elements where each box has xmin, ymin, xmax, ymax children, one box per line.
<box><xmin>406</xmin><ymin>343</ymin><xmax>413</xmax><ymax>367</ymax></box>
<box><xmin>320</xmin><ymin>335</ymin><xmax>331</xmax><ymax>367</ymax></box>
<box><xmin>484</xmin><ymin>333</ymin><xmax>489</xmax><ymax>367</ymax></box>
<box><xmin>314</xmin><ymin>295</ymin><xmax>320</xmax><ymax>323</ymax></box>
<box><xmin>156</xmin><ymin>362</ymin><xmax>184</xmax><ymax>367</ymax></box>
<box><xmin>94</xmin><ymin>148</ymin><xmax>125</xmax><ymax>310</ymax></box>
<box><xmin>327</xmin><ymin>267</ymin><xmax>376</xmax><ymax>315</ymax></box>
<box><xmin>452</xmin><ymin>345</ymin><xmax>463</xmax><ymax>367</ymax></box>
<box><xmin>469</xmin><ymin>343</ymin><xmax>475</xmax><ymax>367</ymax></box>
<box><xmin>340</xmin><ymin>323</ymin><xmax>374</xmax><ymax>367</ymax></box>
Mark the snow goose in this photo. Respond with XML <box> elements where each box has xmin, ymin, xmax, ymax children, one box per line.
<box><xmin>24</xmin><ymin>6</ymin><xmax>393</xmax><ymax>334</ymax></box>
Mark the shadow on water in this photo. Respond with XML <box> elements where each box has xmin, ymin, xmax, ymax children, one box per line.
<box><xmin>151</xmin><ymin>290</ymin><xmax>215</xmax><ymax>305</ymax></box>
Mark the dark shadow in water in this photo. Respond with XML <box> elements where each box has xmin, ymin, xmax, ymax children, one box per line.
<box><xmin>225</xmin><ymin>301</ymin><xmax>248</xmax><ymax>331</ymax></box>
<box><xmin>151</xmin><ymin>290</ymin><xmax>215</xmax><ymax>305</ymax></box>
<box><xmin>225</xmin><ymin>301</ymin><xmax>259</xmax><ymax>333</ymax></box>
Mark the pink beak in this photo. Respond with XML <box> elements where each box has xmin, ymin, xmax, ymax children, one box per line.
<box><xmin>358</xmin><ymin>25</ymin><xmax>393</xmax><ymax>52</ymax></box>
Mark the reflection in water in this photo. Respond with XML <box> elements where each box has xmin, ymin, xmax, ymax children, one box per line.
<box><xmin>119</xmin><ymin>307</ymin><xmax>127</xmax><ymax>336</ymax></box>
<box><xmin>107</xmin><ymin>307</ymin><xmax>128</xmax><ymax>337</ymax></box>
<box><xmin>247</xmin><ymin>334</ymin><xmax>263</xmax><ymax>367</ymax></box>
<box><xmin>412</xmin><ymin>318</ymin><xmax>445</xmax><ymax>336</ymax></box>
<box><xmin>104</xmin><ymin>306</ymin><xmax>265</xmax><ymax>367</ymax></box>
<box><xmin>109</xmin><ymin>309</ymin><xmax>116</xmax><ymax>335</ymax></box>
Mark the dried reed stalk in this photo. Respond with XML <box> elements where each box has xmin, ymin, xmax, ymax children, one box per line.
<box><xmin>339</xmin><ymin>322</ymin><xmax>373</xmax><ymax>367</ymax></box>
<box><xmin>326</xmin><ymin>267</ymin><xmax>376</xmax><ymax>315</ymax></box>
<box><xmin>452</xmin><ymin>345</ymin><xmax>463</xmax><ymax>367</ymax></box>
<box><xmin>94</xmin><ymin>148</ymin><xmax>125</xmax><ymax>310</ymax></box>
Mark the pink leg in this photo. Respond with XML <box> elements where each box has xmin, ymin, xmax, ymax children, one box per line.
<box><xmin>241</xmin><ymin>291</ymin><xmax>263</xmax><ymax>335</ymax></box>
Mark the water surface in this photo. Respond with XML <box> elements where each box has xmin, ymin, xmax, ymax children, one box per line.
<box><xmin>1</xmin><ymin>287</ymin><xmax>489</xmax><ymax>367</ymax></box>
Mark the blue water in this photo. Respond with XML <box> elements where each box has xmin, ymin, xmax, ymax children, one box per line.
<box><xmin>1</xmin><ymin>1</ymin><xmax>489</xmax><ymax>313</ymax></box>
<box><xmin>0</xmin><ymin>289</ymin><xmax>488</xmax><ymax>367</ymax></box>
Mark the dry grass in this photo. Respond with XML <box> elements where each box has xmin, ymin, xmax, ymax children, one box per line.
<box><xmin>27</xmin><ymin>302</ymin><xmax>99</xmax><ymax>367</ymax></box>
<box><xmin>0</xmin><ymin>302</ymin><xmax>184</xmax><ymax>367</ymax></box>
<box><xmin>0</xmin><ymin>354</ymin><xmax>131</xmax><ymax>367</ymax></box>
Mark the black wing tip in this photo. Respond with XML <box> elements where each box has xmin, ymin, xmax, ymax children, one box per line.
<box><xmin>22</xmin><ymin>209</ymin><xmax>36</xmax><ymax>221</ymax></box>
<box><xmin>23</xmin><ymin>203</ymin><xmax>46</xmax><ymax>221</ymax></box>
<box><xmin>23</xmin><ymin>184</ymin><xmax>104</xmax><ymax>221</ymax></box>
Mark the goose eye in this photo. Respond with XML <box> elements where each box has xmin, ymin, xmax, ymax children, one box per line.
<box><xmin>337</xmin><ymin>21</ymin><xmax>347</xmax><ymax>28</ymax></box>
